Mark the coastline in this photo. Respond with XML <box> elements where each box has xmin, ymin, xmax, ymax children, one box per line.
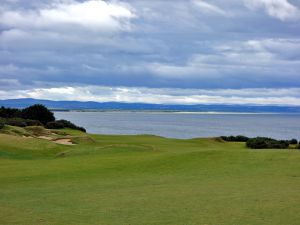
<box><xmin>52</xmin><ymin>109</ymin><xmax>300</xmax><ymax>115</ymax></box>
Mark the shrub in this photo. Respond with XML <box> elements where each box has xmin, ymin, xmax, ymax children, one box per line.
<box><xmin>21</xmin><ymin>104</ymin><xmax>55</xmax><ymax>125</ymax></box>
<box><xmin>0</xmin><ymin>117</ymin><xmax>43</xmax><ymax>127</ymax></box>
<box><xmin>0</xmin><ymin>121</ymin><xmax>4</xmax><ymax>129</ymax></box>
<box><xmin>45</xmin><ymin>121</ymin><xmax>65</xmax><ymax>129</ymax></box>
<box><xmin>24</xmin><ymin>119</ymin><xmax>43</xmax><ymax>126</ymax></box>
<box><xmin>246</xmin><ymin>137</ymin><xmax>289</xmax><ymax>149</ymax></box>
<box><xmin>3</xmin><ymin>118</ymin><xmax>27</xmax><ymax>127</ymax></box>
<box><xmin>289</xmin><ymin>139</ymin><xmax>298</xmax><ymax>145</ymax></box>
<box><xmin>46</xmin><ymin>120</ymin><xmax>86</xmax><ymax>132</ymax></box>
<box><xmin>0</xmin><ymin>106</ymin><xmax>22</xmax><ymax>118</ymax></box>
<box><xmin>246</xmin><ymin>137</ymin><xmax>268</xmax><ymax>149</ymax></box>
<box><xmin>221</xmin><ymin>135</ymin><xmax>249</xmax><ymax>142</ymax></box>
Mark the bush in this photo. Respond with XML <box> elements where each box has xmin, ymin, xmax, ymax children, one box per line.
<box><xmin>45</xmin><ymin>121</ymin><xmax>65</xmax><ymax>129</ymax></box>
<box><xmin>0</xmin><ymin>122</ymin><xmax>4</xmax><ymax>129</ymax></box>
<box><xmin>221</xmin><ymin>135</ymin><xmax>249</xmax><ymax>142</ymax></box>
<box><xmin>0</xmin><ymin>117</ymin><xmax>43</xmax><ymax>127</ymax></box>
<box><xmin>246</xmin><ymin>137</ymin><xmax>268</xmax><ymax>149</ymax></box>
<box><xmin>21</xmin><ymin>104</ymin><xmax>55</xmax><ymax>125</ymax></box>
<box><xmin>0</xmin><ymin>106</ymin><xmax>22</xmax><ymax>118</ymax></box>
<box><xmin>46</xmin><ymin>120</ymin><xmax>86</xmax><ymax>132</ymax></box>
<box><xmin>0</xmin><ymin>105</ymin><xmax>85</xmax><ymax>132</ymax></box>
<box><xmin>3</xmin><ymin>118</ymin><xmax>27</xmax><ymax>127</ymax></box>
<box><xmin>246</xmin><ymin>137</ymin><xmax>289</xmax><ymax>149</ymax></box>
<box><xmin>289</xmin><ymin>139</ymin><xmax>298</xmax><ymax>145</ymax></box>
<box><xmin>24</xmin><ymin>119</ymin><xmax>43</xmax><ymax>126</ymax></box>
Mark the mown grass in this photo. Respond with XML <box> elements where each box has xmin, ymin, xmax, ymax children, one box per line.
<box><xmin>0</xmin><ymin>126</ymin><xmax>300</xmax><ymax>225</ymax></box>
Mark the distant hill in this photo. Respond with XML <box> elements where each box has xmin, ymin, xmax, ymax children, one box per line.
<box><xmin>1</xmin><ymin>98</ymin><xmax>300</xmax><ymax>113</ymax></box>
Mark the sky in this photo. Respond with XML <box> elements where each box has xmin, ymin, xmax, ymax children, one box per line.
<box><xmin>0</xmin><ymin>0</ymin><xmax>300</xmax><ymax>105</ymax></box>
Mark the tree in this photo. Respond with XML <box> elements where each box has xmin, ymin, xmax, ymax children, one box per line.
<box><xmin>21</xmin><ymin>104</ymin><xmax>55</xmax><ymax>125</ymax></box>
<box><xmin>0</xmin><ymin>106</ymin><xmax>22</xmax><ymax>118</ymax></box>
<box><xmin>46</xmin><ymin>120</ymin><xmax>86</xmax><ymax>132</ymax></box>
<box><xmin>289</xmin><ymin>139</ymin><xmax>298</xmax><ymax>145</ymax></box>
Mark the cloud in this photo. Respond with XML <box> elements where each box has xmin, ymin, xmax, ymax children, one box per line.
<box><xmin>0</xmin><ymin>0</ymin><xmax>299</xmax><ymax>101</ymax></box>
<box><xmin>0</xmin><ymin>0</ymin><xmax>136</xmax><ymax>32</ymax></box>
<box><xmin>0</xmin><ymin>0</ymin><xmax>139</xmax><ymax>58</ymax></box>
<box><xmin>140</xmin><ymin>38</ymin><xmax>300</xmax><ymax>88</ymax></box>
<box><xmin>245</xmin><ymin>0</ymin><xmax>300</xmax><ymax>21</ymax></box>
<box><xmin>192</xmin><ymin>0</ymin><xmax>229</xmax><ymax>16</ymax></box>
<box><xmin>250</xmin><ymin>39</ymin><xmax>300</xmax><ymax>59</ymax></box>
<box><xmin>1</xmin><ymin>86</ymin><xmax>300</xmax><ymax>106</ymax></box>
<box><xmin>0</xmin><ymin>78</ymin><xmax>20</xmax><ymax>89</ymax></box>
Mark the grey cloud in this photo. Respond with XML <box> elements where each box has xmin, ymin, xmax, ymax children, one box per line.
<box><xmin>133</xmin><ymin>38</ymin><xmax>300</xmax><ymax>88</ymax></box>
<box><xmin>1</xmin><ymin>85</ymin><xmax>300</xmax><ymax>106</ymax></box>
<box><xmin>0</xmin><ymin>0</ymin><xmax>300</xmax><ymax>99</ymax></box>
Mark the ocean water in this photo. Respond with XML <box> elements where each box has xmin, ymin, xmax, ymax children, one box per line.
<box><xmin>55</xmin><ymin>111</ymin><xmax>300</xmax><ymax>139</ymax></box>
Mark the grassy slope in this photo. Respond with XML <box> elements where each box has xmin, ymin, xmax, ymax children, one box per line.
<box><xmin>0</xmin><ymin>127</ymin><xmax>300</xmax><ymax>225</ymax></box>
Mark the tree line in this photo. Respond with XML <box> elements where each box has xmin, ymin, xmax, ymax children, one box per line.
<box><xmin>0</xmin><ymin>104</ymin><xmax>85</xmax><ymax>132</ymax></box>
<box><xmin>221</xmin><ymin>135</ymin><xmax>299</xmax><ymax>149</ymax></box>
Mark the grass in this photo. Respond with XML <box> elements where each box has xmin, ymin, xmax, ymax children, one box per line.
<box><xmin>0</xmin><ymin>126</ymin><xmax>300</xmax><ymax>225</ymax></box>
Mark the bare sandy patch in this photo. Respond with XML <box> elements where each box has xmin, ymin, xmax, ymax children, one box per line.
<box><xmin>53</xmin><ymin>139</ymin><xmax>75</xmax><ymax>145</ymax></box>
<box><xmin>38</xmin><ymin>136</ymin><xmax>53</xmax><ymax>141</ymax></box>
<box><xmin>22</xmin><ymin>135</ymin><xmax>33</xmax><ymax>138</ymax></box>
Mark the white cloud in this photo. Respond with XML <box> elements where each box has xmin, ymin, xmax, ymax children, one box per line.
<box><xmin>245</xmin><ymin>0</ymin><xmax>300</xmax><ymax>21</ymax></box>
<box><xmin>0</xmin><ymin>0</ymin><xmax>136</xmax><ymax>32</ymax></box>
<box><xmin>1</xmin><ymin>86</ymin><xmax>300</xmax><ymax>106</ymax></box>
<box><xmin>192</xmin><ymin>0</ymin><xmax>229</xmax><ymax>16</ymax></box>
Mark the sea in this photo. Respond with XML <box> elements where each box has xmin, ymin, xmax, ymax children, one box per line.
<box><xmin>55</xmin><ymin>111</ymin><xmax>300</xmax><ymax>140</ymax></box>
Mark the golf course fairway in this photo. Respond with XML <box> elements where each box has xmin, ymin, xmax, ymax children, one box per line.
<box><xmin>0</xmin><ymin>126</ymin><xmax>300</xmax><ymax>225</ymax></box>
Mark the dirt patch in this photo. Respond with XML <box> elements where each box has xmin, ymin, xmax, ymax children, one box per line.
<box><xmin>38</xmin><ymin>136</ymin><xmax>53</xmax><ymax>141</ymax></box>
<box><xmin>37</xmin><ymin>135</ymin><xmax>76</xmax><ymax>146</ymax></box>
<box><xmin>22</xmin><ymin>135</ymin><xmax>33</xmax><ymax>138</ymax></box>
<box><xmin>53</xmin><ymin>138</ymin><xmax>75</xmax><ymax>145</ymax></box>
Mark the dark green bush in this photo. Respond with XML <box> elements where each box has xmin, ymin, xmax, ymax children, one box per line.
<box><xmin>220</xmin><ymin>135</ymin><xmax>249</xmax><ymax>142</ymax></box>
<box><xmin>45</xmin><ymin>121</ymin><xmax>65</xmax><ymax>129</ymax></box>
<box><xmin>246</xmin><ymin>137</ymin><xmax>289</xmax><ymax>149</ymax></box>
<box><xmin>246</xmin><ymin>137</ymin><xmax>268</xmax><ymax>149</ymax></box>
<box><xmin>0</xmin><ymin>106</ymin><xmax>22</xmax><ymax>118</ymax></box>
<box><xmin>0</xmin><ymin>121</ymin><xmax>4</xmax><ymax>129</ymax></box>
<box><xmin>289</xmin><ymin>139</ymin><xmax>298</xmax><ymax>145</ymax></box>
<box><xmin>0</xmin><ymin>117</ymin><xmax>43</xmax><ymax>127</ymax></box>
<box><xmin>21</xmin><ymin>104</ymin><xmax>55</xmax><ymax>125</ymax></box>
<box><xmin>1</xmin><ymin>105</ymin><xmax>85</xmax><ymax>132</ymax></box>
<box><xmin>3</xmin><ymin>118</ymin><xmax>27</xmax><ymax>127</ymax></box>
<box><xmin>24</xmin><ymin>119</ymin><xmax>43</xmax><ymax>126</ymax></box>
<box><xmin>46</xmin><ymin>120</ymin><xmax>86</xmax><ymax>132</ymax></box>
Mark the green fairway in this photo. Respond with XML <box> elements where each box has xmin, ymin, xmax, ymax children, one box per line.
<box><xmin>0</xmin><ymin>126</ymin><xmax>300</xmax><ymax>225</ymax></box>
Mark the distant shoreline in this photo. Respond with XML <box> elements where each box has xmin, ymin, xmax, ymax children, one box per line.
<box><xmin>2</xmin><ymin>98</ymin><xmax>300</xmax><ymax>113</ymax></box>
<box><xmin>52</xmin><ymin>109</ymin><xmax>300</xmax><ymax>115</ymax></box>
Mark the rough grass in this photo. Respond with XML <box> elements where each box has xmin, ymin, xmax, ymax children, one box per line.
<box><xmin>0</xmin><ymin>127</ymin><xmax>300</xmax><ymax>225</ymax></box>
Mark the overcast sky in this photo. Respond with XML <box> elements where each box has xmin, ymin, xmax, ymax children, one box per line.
<box><xmin>0</xmin><ymin>0</ymin><xmax>300</xmax><ymax>105</ymax></box>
